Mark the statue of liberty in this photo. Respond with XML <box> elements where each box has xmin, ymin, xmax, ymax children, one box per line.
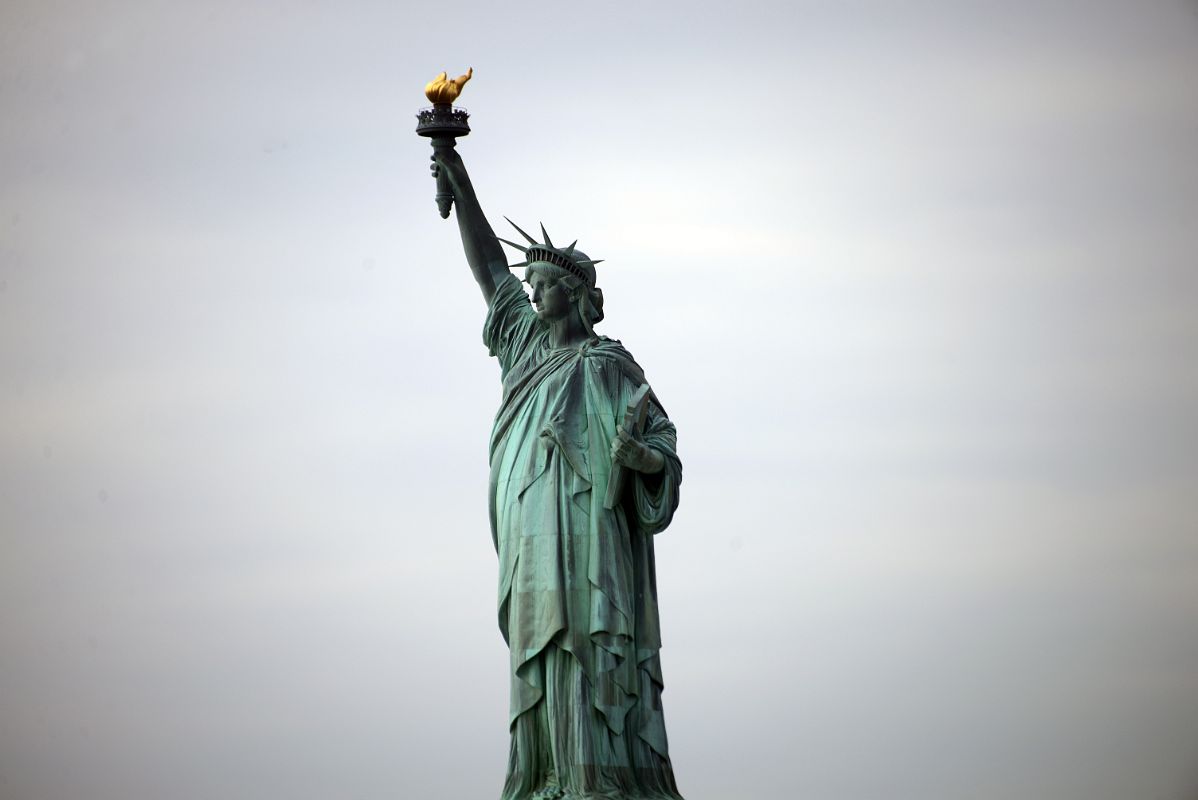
<box><xmin>423</xmin><ymin>71</ymin><xmax>685</xmax><ymax>800</ymax></box>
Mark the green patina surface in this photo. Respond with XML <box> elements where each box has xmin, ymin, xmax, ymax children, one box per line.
<box><xmin>429</xmin><ymin>141</ymin><xmax>685</xmax><ymax>800</ymax></box>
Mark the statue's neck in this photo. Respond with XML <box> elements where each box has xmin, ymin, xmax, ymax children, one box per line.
<box><xmin>548</xmin><ymin>311</ymin><xmax>592</xmax><ymax>350</ymax></box>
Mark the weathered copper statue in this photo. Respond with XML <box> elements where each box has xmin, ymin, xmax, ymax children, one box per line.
<box><xmin>421</xmin><ymin>72</ymin><xmax>685</xmax><ymax>800</ymax></box>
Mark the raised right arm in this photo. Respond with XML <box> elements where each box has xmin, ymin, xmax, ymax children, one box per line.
<box><xmin>431</xmin><ymin>145</ymin><xmax>510</xmax><ymax>304</ymax></box>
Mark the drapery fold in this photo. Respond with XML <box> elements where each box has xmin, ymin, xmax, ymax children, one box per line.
<box><xmin>483</xmin><ymin>274</ymin><xmax>684</xmax><ymax>800</ymax></box>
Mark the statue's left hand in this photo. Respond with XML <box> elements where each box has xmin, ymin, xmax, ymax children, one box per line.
<box><xmin>611</xmin><ymin>425</ymin><xmax>665</xmax><ymax>474</ymax></box>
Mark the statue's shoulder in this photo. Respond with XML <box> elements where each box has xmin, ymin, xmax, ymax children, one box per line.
<box><xmin>590</xmin><ymin>335</ymin><xmax>637</xmax><ymax>363</ymax></box>
<box><xmin>588</xmin><ymin>336</ymin><xmax>650</xmax><ymax>385</ymax></box>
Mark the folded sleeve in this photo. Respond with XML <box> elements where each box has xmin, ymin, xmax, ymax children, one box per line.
<box><xmin>483</xmin><ymin>272</ymin><xmax>542</xmax><ymax>377</ymax></box>
<box><xmin>631</xmin><ymin>403</ymin><xmax>682</xmax><ymax>535</ymax></box>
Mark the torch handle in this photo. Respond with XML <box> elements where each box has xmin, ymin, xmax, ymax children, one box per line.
<box><xmin>430</xmin><ymin>136</ymin><xmax>457</xmax><ymax>219</ymax></box>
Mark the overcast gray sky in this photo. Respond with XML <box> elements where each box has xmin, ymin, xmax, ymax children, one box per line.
<box><xmin>2</xmin><ymin>1</ymin><xmax>1197</xmax><ymax>799</ymax></box>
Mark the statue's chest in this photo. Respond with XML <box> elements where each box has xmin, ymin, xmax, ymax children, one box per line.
<box><xmin>504</xmin><ymin>341</ymin><xmax>587</xmax><ymax>402</ymax></box>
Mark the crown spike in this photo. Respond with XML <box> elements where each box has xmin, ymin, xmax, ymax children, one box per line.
<box><xmin>509</xmin><ymin>261</ymin><xmax>529</xmax><ymax>268</ymax></box>
<box><xmin>563</xmin><ymin>240</ymin><xmax>578</xmax><ymax>256</ymax></box>
<box><xmin>504</xmin><ymin>217</ymin><xmax>538</xmax><ymax>245</ymax></box>
<box><xmin>539</xmin><ymin>223</ymin><xmax>554</xmax><ymax>249</ymax></box>
<box><xmin>576</xmin><ymin>259</ymin><xmax>604</xmax><ymax>267</ymax></box>
<box><xmin>495</xmin><ymin>237</ymin><xmax>529</xmax><ymax>253</ymax></box>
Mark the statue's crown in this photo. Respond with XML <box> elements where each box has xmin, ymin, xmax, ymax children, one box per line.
<box><xmin>496</xmin><ymin>218</ymin><xmax>603</xmax><ymax>288</ymax></box>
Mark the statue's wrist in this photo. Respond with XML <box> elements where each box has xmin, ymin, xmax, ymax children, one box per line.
<box><xmin>642</xmin><ymin>446</ymin><xmax>665</xmax><ymax>474</ymax></box>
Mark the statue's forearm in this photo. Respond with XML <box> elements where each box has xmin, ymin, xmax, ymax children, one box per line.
<box><xmin>455</xmin><ymin>188</ymin><xmax>507</xmax><ymax>296</ymax></box>
<box><xmin>439</xmin><ymin>149</ymin><xmax>509</xmax><ymax>302</ymax></box>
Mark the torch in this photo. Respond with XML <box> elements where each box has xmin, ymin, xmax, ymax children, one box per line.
<box><xmin>416</xmin><ymin>68</ymin><xmax>472</xmax><ymax>219</ymax></box>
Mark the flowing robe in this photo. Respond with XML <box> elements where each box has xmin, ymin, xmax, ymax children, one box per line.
<box><xmin>484</xmin><ymin>274</ymin><xmax>684</xmax><ymax>799</ymax></box>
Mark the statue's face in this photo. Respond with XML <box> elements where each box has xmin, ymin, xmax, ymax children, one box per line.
<box><xmin>528</xmin><ymin>270</ymin><xmax>572</xmax><ymax>322</ymax></box>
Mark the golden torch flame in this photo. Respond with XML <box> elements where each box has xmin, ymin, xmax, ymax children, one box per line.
<box><xmin>424</xmin><ymin>68</ymin><xmax>473</xmax><ymax>104</ymax></box>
